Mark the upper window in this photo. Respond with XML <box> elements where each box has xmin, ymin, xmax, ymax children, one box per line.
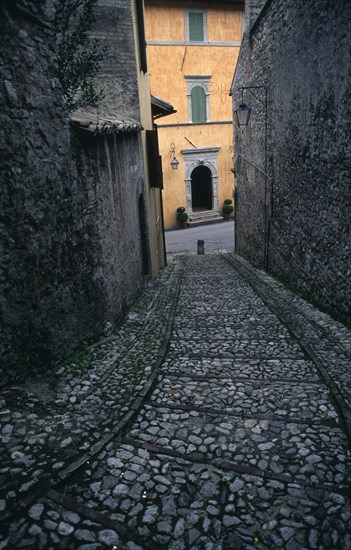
<box><xmin>186</xmin><ymin>10</ymin><xmax>207</xmax><ymax>42</ymax></box>
<box><xmin>191</xmin><ymin>86</ymin><xmax>206</xmax><ymax>123</ymax></box>
<box><xmin>185</xmin><ymin>75</ymin><xmax>211</xmax><ymax>123</ymax></box>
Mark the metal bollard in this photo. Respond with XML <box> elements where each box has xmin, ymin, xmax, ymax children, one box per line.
<box><xmin>197</xmin><ymin>239</ymin><xmax>205</xmax><ymax>255</ymax></box>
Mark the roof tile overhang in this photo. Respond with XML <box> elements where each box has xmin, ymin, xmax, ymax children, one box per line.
<box><xmin>146</xmin><ymin>0</ymin><xmax>244</xmax><ymax>4</ymax></box>
<box><xmin>69</xmin><ymin>112</ymin><xmax>142</xmax><ymax>135</ymax></box>
<box><xmin>151</xmin><ymin>95</ymin><xmax>177</xmax><ymax>120</ymax></box>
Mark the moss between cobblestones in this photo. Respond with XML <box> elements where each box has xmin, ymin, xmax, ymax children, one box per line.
<box><xmin>1</xmin><ymin>253</ymin><xmax>351</xmax><ymax>549</ymax></box>
<box><xmin>0</xmin><ymin>261</ymin><xmax>184</xmax><ymax>519</ymax></box>
<box><xmin>172</xmin><ymin>253</ymin><xmax>188</xmax><ymax>261</ymax></box>
<box><xmin>55</xmin><ymin>265</ymin><xmax>178</xmax><ymax>382</ymax></box>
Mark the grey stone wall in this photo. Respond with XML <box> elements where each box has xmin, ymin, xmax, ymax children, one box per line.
<box><xmin>244</xmin><ymin>0</ymin><xmax>267</xmax><ymax>31</ymax></box>
<box><xmin>0</xmin><ymin>0</ymin><xmax>146</xmax><ymax>372</ymax></box>
<box><xmin>233</xmin><ymin>0</ymin><xmax>351</xmax><ymax>323</ymax></box>
<box><xmin>90</xmin><ymin>0</ymin><xmax>141</xmax><ymax>119</ymax></box>
<box><xmin>70</xmin><ymin>129</ymin><xmax>147</xmax><ymax>326</ymax></box>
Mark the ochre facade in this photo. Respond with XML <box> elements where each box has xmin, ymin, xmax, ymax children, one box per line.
<box><xmin>133</xmin><ymin>0</ymin><xmax>166</xmax><ymax>277</ymax></box>
<box><xmin>144</xmin><ymin>1</ymin><xmax>243</xmax><ymax>229</ymax></box>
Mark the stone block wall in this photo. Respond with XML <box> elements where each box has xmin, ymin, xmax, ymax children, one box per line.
<box><xmin>244</xmin><ymin>0</ymin><xmax>267</xmax><ymax>30</ymax></box>
<box><xmin>90</xmin><ymin>0</ymin><xmax>141</xmax><ymax>119</ymax></box>
<box><xmin>233</xmin><ymin>0</ymin><xmax>351</xmax><ymax>323</ymax></box>
<box><xmin>0</xmin><ymin>0</ymin><xmax>146</xmax><ymax>372</ymax></box>
<box><xmin>70</xmin><ymin>129</ymin><xmax>146</xmax><ymax>327</ymax></box>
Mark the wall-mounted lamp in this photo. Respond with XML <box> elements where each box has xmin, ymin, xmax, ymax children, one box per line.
<box><xmin>234</xmin><ymin>85</ymin><xmax>268</xmax><ymax>129</ymax></box>
<box><xmin>234</xmin><ymin>103</ymin><xmax>252</xmax><ymax>128</ymax></box>
<box><xmin>171</xmin><ymin>157</ymin><xmax>179</xmax><ymax>170</ymax></box>
<box><xmin>169</xmin><ymin>142</ymin><xmax>179</xmax><ymax>170</ymax></box>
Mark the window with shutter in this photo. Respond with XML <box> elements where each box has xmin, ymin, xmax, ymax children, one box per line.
<box><xmin>146</xmin><ymin>129</ymin><xmax>163</xmax><ymax>188</ymax></box>
<box><xmin>185</xmin><ymin>76</ymin><xmax>211</xmax><ymax>123</ymax></box>
<box><xmin>191</xmin><ymin>86</ymin><xmax>206</xmax><ymax>123</ymax></box>
<box><xmin>189</xmin><ymin>12</ymin><xmax>204</xmax><ymax>42</ymax></box>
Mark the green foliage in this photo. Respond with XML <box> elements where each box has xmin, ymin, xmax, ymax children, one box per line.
<box><xmin>223</xmin><ymin>198</ymin><xmax>233</xmax><ymax>216</ymax></box>
<box><xmin>53</xmin><ymin>0</ymin><xmax>105</xmax><ymax>112</ymax></box>
<box><xmin>177</xmin><ymin>212</ymin><xmax>188</xmax><ymax>222</ymax></box>
<box><xmin>176</xmin><ymin>207</ymin><xmax>188</xmax><ymax>222</ymax></box>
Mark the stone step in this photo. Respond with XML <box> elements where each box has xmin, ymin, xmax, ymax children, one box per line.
<box><xmin>187</xmin><ymin>210</ymin><xmax>224</xmax><ymax>226</ymax></box>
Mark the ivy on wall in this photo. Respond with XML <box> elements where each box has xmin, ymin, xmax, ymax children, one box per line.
<box><xmin>53</xmin><ymin>0</ymin><xmax>105</xmax><ymax>111</ymax></box>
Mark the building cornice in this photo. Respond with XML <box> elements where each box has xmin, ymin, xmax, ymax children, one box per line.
<box><xmin>156</xmin><ymin>120</ymin><xmax>232</xmax><ymax>128</ymax></box>
<box><xmin>145</xmin><ymin>0</ymin><xmax>244</xmax><ymax>4</ymax></box>
<box><xmin>147</xmin><ymin>40</ymin><xmax>241</xmax><ymax>47</ymax></box>
<box><xmin>181</xmin><ymin>147</ymin><xmax>221</xmax><ymax>154</ymax></box>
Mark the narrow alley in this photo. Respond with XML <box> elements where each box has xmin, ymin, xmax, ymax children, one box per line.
<box><xmin>1</xmin><ymin>252</ymin><xmax>350</xmax><ymax>549</ymax></box>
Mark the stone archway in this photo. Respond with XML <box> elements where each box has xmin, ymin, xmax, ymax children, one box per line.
<box><xmin>191</xmin><ymin>165</ymin><xmax>213</xmax><ymax>211</ymax></box>
<box><xmin>181</xmin><ymin>147</ymin><xmax>221</xmax><ymax>221</ymax></box>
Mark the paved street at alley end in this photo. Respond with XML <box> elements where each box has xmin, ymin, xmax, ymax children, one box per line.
<box><xmin>0</xmin><ymin>252</ymin><xmax>350</xmax><ymax>549</ymax></box>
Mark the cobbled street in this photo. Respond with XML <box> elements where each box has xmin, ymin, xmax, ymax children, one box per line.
<box><xmin>1</xmin><ymin>253</ymin><xmax>351</xmax><ymax>549</ymax></box>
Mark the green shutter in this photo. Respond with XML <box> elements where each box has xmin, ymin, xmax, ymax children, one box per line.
<box><xmin>189</xmin><ymin>12</ymin><xmax>204</xmax><ymax>42</ymax></box>
<box><xmin>146</xmin><ymin>130</ymin><xmax>163</xmax><ymax>188</ymax></box>
<box><xmin>191</xmin><ymin>86</ymin><xmax>206</xmax><ymax>123</ymax></box>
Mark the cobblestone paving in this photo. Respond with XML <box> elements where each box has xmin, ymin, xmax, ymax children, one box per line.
<box><xmin>0</xmin><ymin>253</ymin><xmax>350</xmax><ymax>549</ymax></box>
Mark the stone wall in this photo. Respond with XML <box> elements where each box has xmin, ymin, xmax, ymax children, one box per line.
<box><xmin>233</xmin><ymin>0</ymin><xmax>351</xmax><ymax>323</ymax></box>
<box><xmin>70</xmin><ymin>128</ymin><xmax>147</xmax><ymax>325</ymax></box>
<box><xmin>244</xmin><ymin>0</ymin><xmax>267</xmax><ymax>30</ymax></box>
<box><xmin>90</xmin><ymin>0</ymin><xmax>141</xmax><ymax>119</ymax></box>
<box><xmin>0</xmin><ymin>0</ymin><xmax>147</xmax><ymax>372</ymax></box>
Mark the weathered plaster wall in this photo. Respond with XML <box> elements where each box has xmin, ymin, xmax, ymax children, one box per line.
<box><xmin>158</xmin><ymin>123</ymin><xmax>234</xmax><ymax>227</ymax></box>
<box><xmin>132</xmin><ymin>0</ymin><xmax>166</xmax><ymax>277</ymax></box>
<box><xmin>233</xmin><ymin>0</ymin><xmax>351</xmax><ymax>322</ymax></box>
<box><xmin>0</xmin><ymin>0</ymin><xmax>146</xmax><ymax>372</ymax></box>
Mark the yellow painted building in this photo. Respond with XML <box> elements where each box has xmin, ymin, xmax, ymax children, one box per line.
<box><xmin>144</xmin><ymin>0</ymin><xmax>244</xmax><ymax>229</ymax></box>
<box><xmin>132</xmin><ymin>0</ymin><xmax>168</xmax><ymax>277</ymax></box>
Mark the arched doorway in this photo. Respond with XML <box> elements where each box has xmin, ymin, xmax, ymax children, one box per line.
<box><xmin>191</xmin><ymin>165</ymin><xmax>212</xmax><ymax>211</ymax></box>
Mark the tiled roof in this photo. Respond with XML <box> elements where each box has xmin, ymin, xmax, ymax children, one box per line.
<box><xmin>151</xmin><ymin>95</ymin><xmax>177</xmax><ymax>119</ymax></box>
<box><xmin>69</xmin><ymin>112</ymin><xmax>142</xmax><ymax>135</ymax></box>
<box><xmin>146</xmin><ymin>0</ymin><xmax>244</xmax><ymax>3</ymax></box>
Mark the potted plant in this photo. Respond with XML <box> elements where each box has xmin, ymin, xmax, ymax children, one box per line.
<box><xmin>222</xmin><ymin>199</ymin><xmax>234</xmax><ymax>220</ymax></box>
<box><xmin>176</xmin><ymin>207</ymin><xmax>188</xmax><ymax>228</ymax></box>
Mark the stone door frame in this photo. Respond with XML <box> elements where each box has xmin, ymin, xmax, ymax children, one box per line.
<box><xmin>181</xmin><ymin>147</ymin><xmax>221</xmax><ymax>215</ymax></box>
